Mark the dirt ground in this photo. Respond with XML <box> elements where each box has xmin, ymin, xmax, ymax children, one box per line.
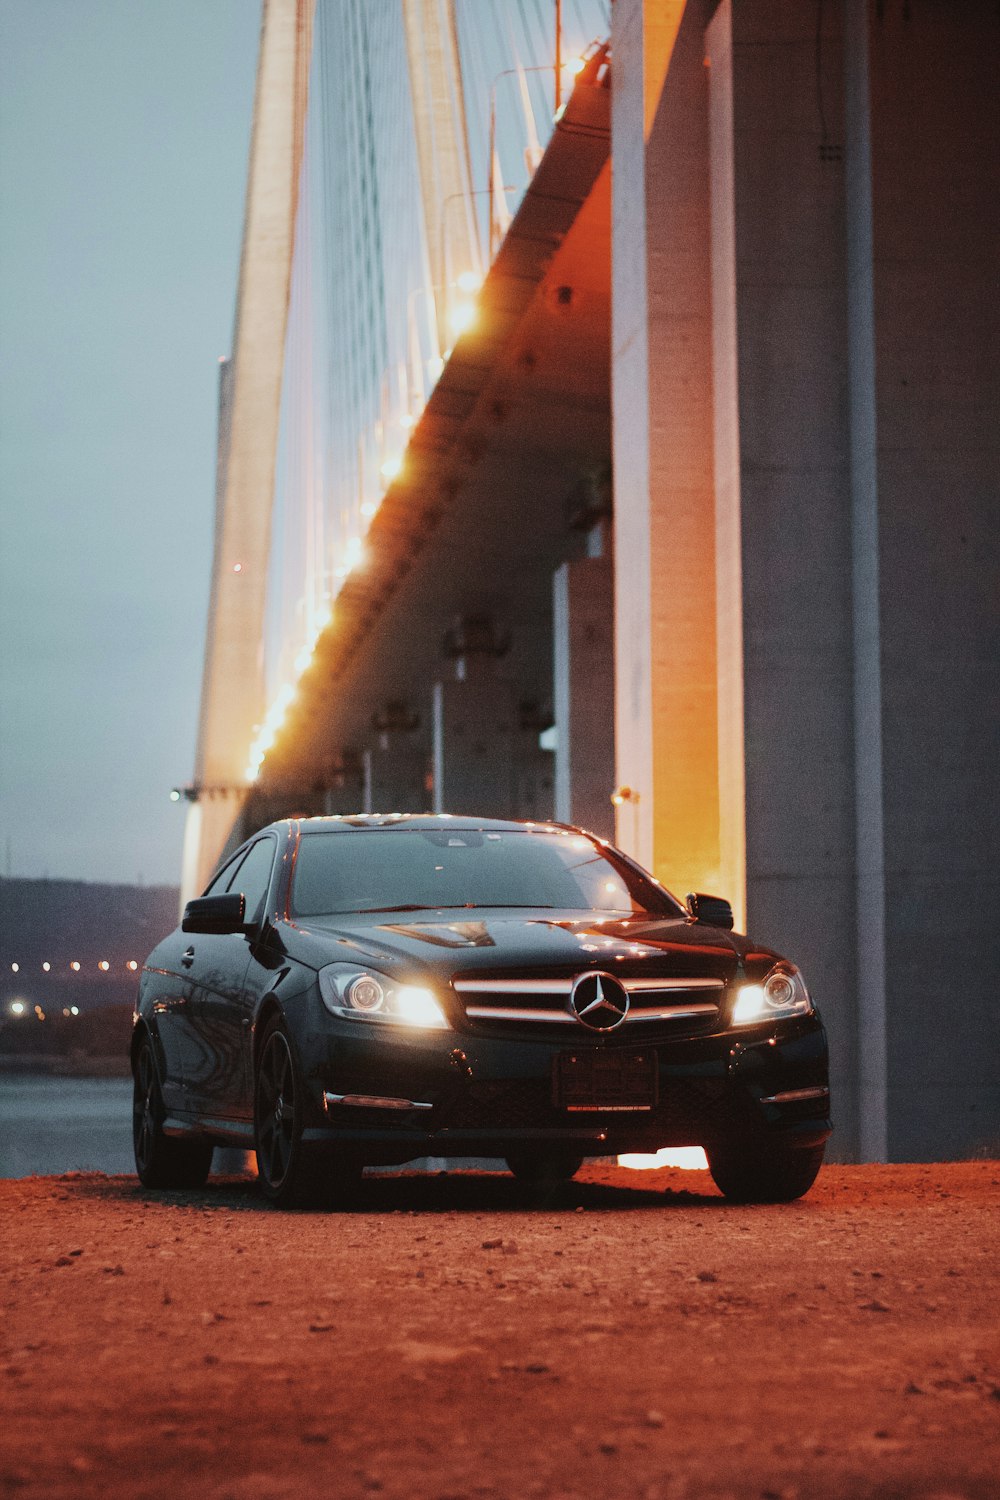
<box><xmin>1</xmin><ymin>1161</ymin><xmax>998</xmax><ymax>1500</ymax></box>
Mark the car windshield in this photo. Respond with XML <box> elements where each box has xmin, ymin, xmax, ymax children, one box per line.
<box><xmin>290</xmin><ymin>827</ymin><xmax>682</xmax><ymax>919</ymax></box>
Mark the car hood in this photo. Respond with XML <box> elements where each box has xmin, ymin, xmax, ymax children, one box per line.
<box><xmin>276</xmin><ymin>909</ymin><xmax>759</xmax><ymax>984</ymax></box>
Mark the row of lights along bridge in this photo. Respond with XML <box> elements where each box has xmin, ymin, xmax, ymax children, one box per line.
<box><xmin>9</xmin><ymin>961</ymin><xmax>140</xmax><ymax>974</ymax></box>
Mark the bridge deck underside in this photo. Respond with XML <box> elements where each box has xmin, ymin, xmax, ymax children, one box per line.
<box><xmin>258</xmin><ymin>83</ymin><xmax>612</xmax><ymax>811</ymax></box>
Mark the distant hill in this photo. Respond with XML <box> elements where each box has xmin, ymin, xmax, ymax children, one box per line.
<box><xmin>0</xmin><ymin>877</ymin><xmax>179</xmax><ymax>1021</ymax></box>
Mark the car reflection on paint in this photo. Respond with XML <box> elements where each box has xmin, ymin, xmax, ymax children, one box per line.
<box><xmin>131</xmin><ymin>815</ymin><xmax>831</xmax><ymax>1208</ymax></box>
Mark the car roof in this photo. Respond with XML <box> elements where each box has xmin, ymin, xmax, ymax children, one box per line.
<box><xmin>274</xmin><ymin>814</ymin><xmax>585</xmax><ymax>835</ymax></box>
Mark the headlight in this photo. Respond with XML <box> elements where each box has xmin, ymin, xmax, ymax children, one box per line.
<box><xmin>732</xmin><ymin>964</ymin><xmax>812</xmax><ymax>1025</ymax></box>
<box><xmin>318</xmin><ymin>964</ymin><xmax>449</xmax><ymax>1029</ymax></box>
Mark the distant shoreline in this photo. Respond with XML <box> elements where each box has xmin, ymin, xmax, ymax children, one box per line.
<box><xmin>0</xmin><ymin>1054</ymin><xmax>130</xmax><ymax>1078</ymax></box>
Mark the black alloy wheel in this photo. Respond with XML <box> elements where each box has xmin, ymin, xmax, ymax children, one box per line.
<box><xmin>505</xmin><ymin>1149</ymin><xmax>584</xmax><ymax>1185</ymax></box>
<box><xmin>707</xmin><ymin>1140</ymin><xmax>825</xmax><ymax>1203</ymax></box>
<box><xmin>132</xmin><ymin>1039</ymin><xmax>213</xmax><ymax>1189</ymax></box>
<box><xmin>254</xmin><ymin>1017</ymin><xmax>360</xmax><ymax>1209</ymax></box>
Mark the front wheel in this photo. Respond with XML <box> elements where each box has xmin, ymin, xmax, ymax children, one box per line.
<box><xmin>254</xmin><ymin>1018</ymin><xmax>360</xmax><ymax>1209</ymax></box>
<box><xmin>708</xmin><ymin>1140</ymin><xmax>825</xmax><ymax>1203</ymax></box>
<box><xmin>132</xmin><ymin>1039</ymin><xmax>213</xmax><ymax>1189</ymax></box>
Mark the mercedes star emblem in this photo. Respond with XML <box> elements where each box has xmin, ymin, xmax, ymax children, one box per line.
<box><xmin>570</xmin><ymin>971</ymin><xmax>630</xmax><ymax>1031</ymax></box>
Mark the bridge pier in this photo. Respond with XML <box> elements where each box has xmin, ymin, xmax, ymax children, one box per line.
<box><xmin>553</xmin><ymin>554</ymin><xmax>615</xmax><ymax>840</ymax></box>
<box><xmin>364</xmin><ymin>704</ymin><xmax>429</xmax><ymax>815</ymax></box>
<box><xmin>611</xmin><ymin>0</ymin><xmax>724</xmax><ymax>900</ymax></box>
<box><xmin>613</xmin><ymin>0</ymin><xmax>1000</xmax><ymax>1160</ymax></box>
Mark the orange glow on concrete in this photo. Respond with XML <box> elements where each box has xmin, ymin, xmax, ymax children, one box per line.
<box><xmin>618</xmin><ymin>1148</ymin><xmax>709</xmax><ymax>1171</ymax></box>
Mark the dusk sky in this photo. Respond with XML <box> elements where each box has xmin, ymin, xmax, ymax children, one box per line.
<box><xmin>0</xmin><ymin>1</ymin><xmax>262</xmax><ymax>885</ymax></box>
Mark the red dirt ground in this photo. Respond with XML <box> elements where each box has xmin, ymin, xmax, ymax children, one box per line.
<box><xmin>2</xmin><ymin>1161</ymin><xmax>998</xmax><ymax>1499</ymax></box>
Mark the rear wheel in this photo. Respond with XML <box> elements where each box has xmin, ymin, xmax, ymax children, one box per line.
<box><xmin>132</xmin><ymin>1039</ymin><xmax>213</xmax><ymax>1189</ymax></box>
<box><xmin>254</xmin><ymin>1018</ymin><xmax>360</xmax><ymax>1209</ymax></box>
<box><xmin>505</xmin><ymin>1149</ymin><xmax>584</xmax><ymax>1185</ymax></box>
<box><xmin>708</xmin><ymin>1139</ymin><xmax>825</xmax><ymax>1203</ymax></box>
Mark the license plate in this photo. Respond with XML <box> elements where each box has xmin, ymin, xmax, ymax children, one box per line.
<box><xmin>553</xmin><ymin>1050</ymin><xmax>658</xmax><ymax>1112</ymax></box>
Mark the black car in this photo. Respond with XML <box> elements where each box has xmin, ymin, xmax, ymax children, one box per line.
<box><xmin>132</xmin><ymin>815</ymin><xmax>831</xmax><ymax>1207</ymax></box>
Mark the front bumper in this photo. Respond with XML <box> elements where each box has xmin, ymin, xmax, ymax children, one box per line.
<box><xmin>296</xmin><ymin>1009</ymin><xmax>831</xmax><ymax>1162</ymax></box>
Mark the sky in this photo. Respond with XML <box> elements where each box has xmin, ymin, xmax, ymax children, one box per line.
<box><xmin>0</xmin><ymin>0</ymin><xmax>261</xmax><ymax>886</ymax></box>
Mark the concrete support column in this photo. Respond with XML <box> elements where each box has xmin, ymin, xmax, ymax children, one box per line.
<box><xmin>553</xmin><ymin>557</ymin><xmax>615</xmax><ymax>838</ymax></box>
<box><xmin>432</xmin><ymin>663</ymin><xmax>519</xmax><ymax>818</ymax></box>
<box><xmin>705</xmin><ymin>1</ymin><xmax>860</xmax><ymax>1154</ymax></box>
<box><xmin>611</xmin><ymin>0</ymin><xmax>723</xmax><ymax>900</ymax></box>
<box><xmin>364</xmin><ymin>732</ymin><xmax>429</xmax><ymax>815</ymax></box>
<box><xmin>845</xmin><ymin>0</ymin><xmax>1000</xmax><ymax>1159</ymax></box>
<box><xmin>432</xmin><ymin>660</ymin><xmax>554</xmax><ymax>821</ymax></box>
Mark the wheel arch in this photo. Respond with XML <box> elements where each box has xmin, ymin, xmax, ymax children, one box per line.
<box><xmin>252</xmin><ymin>995</ymin><xmax>286</xmax><ymax>1077</ymax></box>
<box><xmin>130</xmin><ymin>1017</ymin><xmax>155</xmax><ymax>1075</ymax></box>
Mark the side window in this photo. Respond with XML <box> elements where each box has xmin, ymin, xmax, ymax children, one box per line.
<box><xmin>226</xmin><ymin>837</ymin><xmax>276</xmax><ymax>925</ymax></box>
<box><xmin>203</xmin><ymin>850</ymin><xmax>249</xmax><ymax>898</ymax></box>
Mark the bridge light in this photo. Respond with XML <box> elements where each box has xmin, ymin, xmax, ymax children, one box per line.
<box><xmin>232</xmin><ymin>562</ymin><xmax>243</xmax><ymax>573</ymax></box>
<box><xmin>448</xmin><ymin>301</ymin><xmax>476</xmax><ymax>336</ymax></box>
<box><xmin>381</xmin><ymin>454</ymin><xmax>403</xmax><ymax>481</ymax></box>
<box><xmin>42</xmin><ymin>962</ymin><xmax>50</xmax><ymax>972</ymax></box>
<box><xmin>399</xmin><ymin>412</ymin><xmax>415</xmax><ymax>430</ymax></box>
<box><xmin>10</xmin><ymin>963</ymin><xmax>18</xmax><ymax>973</ymax></box>
<box><xmin>127</xmin><ymin>961</ymin><xmax>138</xmax><ymax>972</ymax></box>
<box><xmin>568</xmin><ymin>55</ymin><xmax>586</xmax><ymax>75</ymax></box>
<box><xmin>361</xmin><ymin>500</ymin><xmax>377</xmax><ymax>519</ymax></box>
<box><xmin>70</xmin><ymin>1006</ymin><xmax>79</xmax><ymax>1016</ymax></box>
<box><xmin>10</xmin><ymin>1000</ymin><xmax>25</xmax><ymax>1016</ymax></box>
<box><xmin>169</xmin><ymin>788</ymin><xmax>181</xmax><ymax>802</ymax></box>
<box><xmin>70</xmin><ymin>961</ymin><xmax>81</xmax><ymax>971</ymax></box>
<box><xmin>99</xmin><ymin>961</ymin><xmax>110</xmax><ymax>972</ymax></box>
<box><xmin>455</xmin><ymin>270</ymin><xmax>482</xmax><ymax>294</ymax></box>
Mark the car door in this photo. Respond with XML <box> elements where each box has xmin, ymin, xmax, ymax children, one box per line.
<box><xmin>173</xmin><ymin>846</ymin><xmax>255</xmax><ymax>1110</ymax></box>
<box><xmin>142</xmin><ymin>929</ymin><xmax>199</xmax><ymax>1113</ymax></box>
<box><xmin>186</xmin><ymin>836</ymin><xmax>277</xmax><ymax>1120</ymax></box>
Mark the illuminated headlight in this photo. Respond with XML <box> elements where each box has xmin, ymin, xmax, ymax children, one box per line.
<box><xmin>318</xmin><ymin>964</ymin><xmax>448</xmax><ymax>1029</ymax></box>
<box><xmin>732</xmin><ymin>965</ymin><xmax>812</xmax><ymax>1025</ymax></box>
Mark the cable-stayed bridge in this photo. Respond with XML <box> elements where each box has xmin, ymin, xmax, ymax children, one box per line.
<box><xmin>179</xmin><ymin>0</ymin><xmax>999</xmax><ymax>1163</ymax></box>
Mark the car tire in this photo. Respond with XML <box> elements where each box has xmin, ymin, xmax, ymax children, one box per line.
<box><xmin>254</xmin><ymin>1016</ymin><xmax>360</xmax><ymax>1209</ymax></box>
<box><xmin>132</xmin><ymin>1038</ymin><xmax>213</xmax><ymax>1189</ymax></box>
<box><xmin>707</xmin><ymin>1140</ymin><xmax>825</xmax><ymax>1203</ymax></box>
<box><xmin>505</xmin><ymin>1150</ymin><xmax>584</xmax><ymax>1184</ymax></box>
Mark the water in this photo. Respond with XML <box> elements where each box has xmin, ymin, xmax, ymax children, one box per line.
<box><xmin>0</xmin><ymin>1074</ymin><xmax>135</xmax><ymax>1178</ymax></box>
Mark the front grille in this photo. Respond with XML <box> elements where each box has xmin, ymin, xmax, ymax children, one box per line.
<box><xmin>453</xmin><ymin>974</ymin><xmax>723</xmax><ymax>1038</ymax></box>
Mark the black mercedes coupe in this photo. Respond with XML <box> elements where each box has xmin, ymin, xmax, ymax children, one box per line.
<box><xmin>131</xmin><ymin>815</ymin><xmax>831</xmax><ymax>1207</ymax></box>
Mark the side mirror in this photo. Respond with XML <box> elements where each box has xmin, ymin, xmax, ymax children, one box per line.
<box><xmin>182</xmin><ymin>892</ymin><xmax>247</xmax><ymax>935</ymax></box>
<box><xmin>686</xmin><ymin>892</ymin><xmax>734</xmax><ymax>931</ymax></box>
